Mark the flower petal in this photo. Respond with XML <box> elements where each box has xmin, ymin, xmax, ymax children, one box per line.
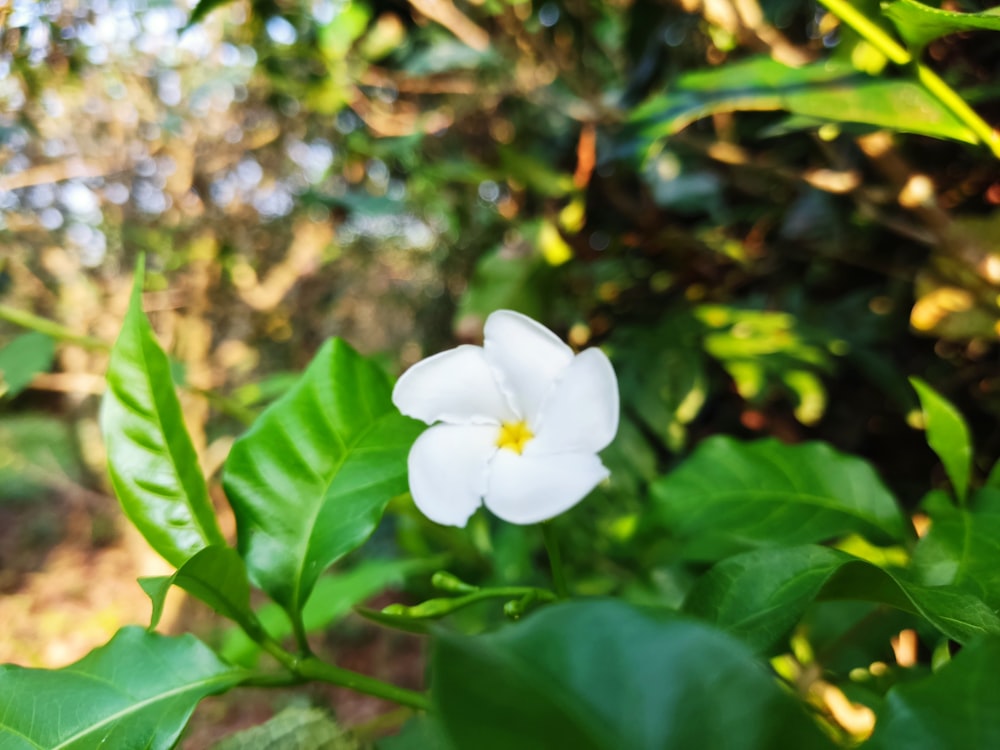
<box><xmin>483</xmin><ymin>310</ymin><xmax>574</xmax><ymax>423</ymax></box>
<box><xmin>484</xmin><ymin>450</ymin><xmax>609</xmax><ymax>524</ymax></box>
<box><xmin>392</xmin><ymin>345</ymin><xmax>517</xmax><ymax>425</ymax></box>
<box><xmin>408</xmin><ymin>423</ymin><xmax>499</xmax><ymax>527</ymax></box>
<box><xmin>527</xmin><ymin>348</ymin><xmax>620</xmax><ymax>456</ymax></box>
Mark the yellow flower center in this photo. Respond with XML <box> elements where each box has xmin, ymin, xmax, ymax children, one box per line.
<box><xmin>497</xmin><ymin>420</ymin><xmax>534</xmax><ymax>454</ymax></box>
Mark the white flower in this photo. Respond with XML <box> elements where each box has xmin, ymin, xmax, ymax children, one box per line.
<box><xmin>392</xmin><ymin>310</ymin><xmax>619</xmax><ymax>527</ymax></box>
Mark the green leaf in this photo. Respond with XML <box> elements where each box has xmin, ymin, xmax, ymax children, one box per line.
<box><xmin>685</xmin><ymin>545</ymin><xmax>1000</xmax><ymax>653</ymax></box>
<box><xmin>624</xmin><ymin>57</ymin><xmax>977</xmax><ymax>159</ymax></box>
<box><xmin>651</xmin><ymin>437</ymin><xmax>908</xmax><ymax>559</ymax></box>
<box><xmin>186</xmin><ymin>0</ymin><xmax>236</xmax><ymax>27</ymax></box>
<box><xmin>223</xmin><ymin>338</ymin><xmax>423</xmax><ymax>616</ymax></box>
<box><xmin>212</xmin><ymin>707</ymin><xmax>359</xmax><ymax>750</ymax></box>
<box><xmin>911</xmin><ymin>508</ymin><xmax>1000</xmax><ymax>610</ymax></box>
<box><xmin>0</xmin><ymin>627</ymin><xmax>246</xmax><ymax>749</ymax></box>
<box><xmin>100</xmin><ymin>261</ymin><xmax>225</xmax><ymax>567</ymax></box>
<box><xmin>220</xmin><ymin>556</ymin><xmax>446</xmax><ymax>668</ymax></box>
<box><xmin>0</xmin><ymin>414</ymin><xmax>83</xmax><ymax>500</ymax></box>
<box><xmin>0</xmin><ymin>332</ymin><xmax>54</xmax><ymax>398</ymax></box>
<box><xmin>882</xmin><ymin>0</ymin><xmax>1000</xmax><ymax>53</ymax></box>
<box><xmin>432</xmin><ymin>600</ymin><xmax>835</xmax><ymax>750</ymax></box>
<box><xmin>377</xmin><ymin>716</ymin><xmax>455</xmax><ymax>750</ymax></box>
<box><xmin>612</xmin><ymin>314</ymin><xmax>707</xmax><ymax>452</ymax></box>
<box><xmin>140</xmin><ymin>545</ymin><xmax>258</xmax><ymax>633</ymax></box>
<box><xmin>455</xmin><ymin>239</ymin><xmax>555</xmax><ymax>325</ymax></box>
<box><xmin>864</xmin><ymin>635</ymin><xmax>1000</xmax><ymax>749</ymax></box>
<box><xmin>910</xmin><ymin>377</ymin><xmax>972</xmax><ymax>503</ymax></box>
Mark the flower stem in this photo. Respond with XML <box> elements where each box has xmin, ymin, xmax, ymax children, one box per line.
<box><xmin>296</xmin><ymin>657</ymin><xmax>432</xmax><ymax>711</ymax></box>
<box><xmin>0</xmin><ymin>304</ymin><xmax>110</xmax><ymax>351</ymax></box>
<box><xmin>250</xmin><ymin>625</ymin><xmax>430</xmax><ymax>710</ymax></box>
<box><xmin>541</xmin><ymin>522</ymin><xmax>570</xmax><ymax>599</ymax></box>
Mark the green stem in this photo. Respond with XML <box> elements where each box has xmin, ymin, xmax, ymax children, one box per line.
<box><xmin>816</xmin><ymin>0</ymin><xmax>1000</xmax><ymax>159</ymax></box>
<box><xmin>915</xmin><ymin>65</ymin><xmax>1000</xmax><ymax>158</ymax></box>
<box><xmin>297</xmin><ymin>657</ymin><xmax>432</xmax><ymax>711</ymax></box>
<box><xmin>290</xmin><ymin>612</ymin><xmax>313</xmax><ymax>658</ymax></box>
<box><xmin>817</xmin><ymin>0</ymin><xmax>910</xmax><ymax>65</ymax></box>
<box><xmin>541</xmin><ymin>523</ymin><xmax>570</xmax><ymax>599</ymax></box>
<box><xmin>250</xmin><ymin>626</ymin><xmax>430</xmax><ymax>710</ymax></box>
<box><xmin>385</xmin><ymin>585</ymin><xmax>557</xmax><ymax>619</ymax></box>
<box><xmin>241</xmin><ymin>671</ymin><xmax>304</xmax><ymax>688</ymax></box>
<box><xmin>187</xmin><ymin>385</ymin><xmax>257</xmax><ymax>426</ymax></box>
<box><xmin>0</xmin><ymin>303</ymin><xmax>256</xmax><ymax>424</ymax></box>
<box><xmin>0</xmin><ymin>304</ymin><xmax>110</xmax><ymax>350</ymax></box>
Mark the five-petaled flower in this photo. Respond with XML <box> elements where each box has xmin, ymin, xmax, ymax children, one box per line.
<box><xmin>392</xmin><ymin>310</ymin><xmax>619</xmax><ymax>527</ymax></box>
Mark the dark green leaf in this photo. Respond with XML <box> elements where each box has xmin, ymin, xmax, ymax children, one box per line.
<box><xmin>882</xmin><ymin>0</ymin><xmax>1000</xmax><ymax>53</ymax></box>
<box><xmin>223</xmin><ymin>338</ymin><xmax>422</xmax><ymax>616</ymax></box>
<box><xmin>910</xmin><ymin>377</ymin><xmax>972</xmax><ymax>503</ymax></box>
<box><xmin>911</xmin><ymin>508</ymin><xmax>1000</xmax><ymax>610</ymax></box>
<box><xmin>864</xmin><ymin>635</ymin><xmax>1000</xmax><ymax>749</ymax></box>
<box><xmin>624</xmin><ymin>57</ymin><xmax>977</xmax><ymax>160</ymax></box>
<box><xmin>432</xmin><ymin>600</ymin><xmax>835</xmax><ymax>750</ymax></box>
<box><xmin>140</xmin><ymin>545</ymin><xmax>258</xmax><ymax>633</ymax></box>
<box><xmin>0</xmin><ymin>332</ymin><xmax>54</xmax><ymax>398</ymax></box>
<box><xmin>100</xmin><ymin>262</ymin><xmax>225</xmax><ymax>567</ymax></box>
<box><xmin>0</xmin><ymin>627</ymin><xmax>246</xmax><ymax>749</ymax></box>
<box><xmin>685</xmin><ymin>545</ymin><xmax>1000</xmax><ymax>652</ymax></box>
<box><xmin>651</xmin><ymin>437</ymin><xmax>908</xmax><ymax>559</ymax></box>
<box><xmin>612</xmin><ymin>314</ymin><xmax>707</xmax><ymax>452</ymax></box>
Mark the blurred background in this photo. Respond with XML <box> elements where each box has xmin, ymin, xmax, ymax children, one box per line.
<box><xmin>1</xmin><ymin>0</ymin><xmax>999</xmax><ymax>743</ymax></box>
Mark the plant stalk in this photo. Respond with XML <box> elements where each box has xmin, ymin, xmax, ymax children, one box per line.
<box><xmin>0</xmin><ymin>304</ymin><xmax>110</xmax><ymax>350</ymax></box>
<box><xmin>296</xmin><ymin>657</ymin><xmax>432</xmax><ymax>711</ymax></box>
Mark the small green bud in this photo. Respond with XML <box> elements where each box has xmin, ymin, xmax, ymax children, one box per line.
<box><xmin>431</xmin><ymin>570</ymin><xmax>479</xmax><ymax>593</ymax></box>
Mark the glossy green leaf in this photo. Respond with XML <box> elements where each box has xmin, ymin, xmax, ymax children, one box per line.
<box><xmin>100</xmin><ymin>262</ymin><xmax>224</xmax><ymax>567</ymax></box>
<box><xmin>140</xmin><ymin>545</ymin><xmax>258</xmax><ymax>633</ymax></box>
<box><xmin>625</xmin><ymin>57</ymin><xmax>977</xmax><ymax>159</ymax></box>
<box><xmin>910</xmin><ymin>377</ymin><xmax>972</xmax><ymax>503</ymax></box>
<box><xmin>223</xmin><ymin>338</ymin><xmax>423</xmax><ymax>616</ymax></box>
<box><xmin>882</xmin><ymin>0</ymin><xmax>1000</xmax><ymax>53</ymax></box>
<box><xmin>864</xmin><ymin>635</ymin><xmax>1000</xmax><ymax>749</ymax></box>
<box><xmin>432</xmin><ymin>600</ymin><xmax>835</xmax><ymax>750</ymax></box>
<box><xmin>911</xmin><ymin>508</ymin><xmax>1000</xmax><ymax>610</ymax></box>
<box><xmin>0</xmin><ymin>332</ymin><xmax>54</xmax><ymax>398</ymax></box>
<box><xmin>651</xmin><ymin>437</ymin><xmax>908</xmax><ymax>559</ymax></box>
<box><xmin>685</xmin><ymin>545</ymin><xmax>1000</xmax><ymax>653</ymax></box>
<box><xmin>0</xmin><ymin>627</ymin><xmax>246</xmax><ymax>749</ymax></box>
<box><xmin>220</xmin><ymin>556</ymin><xmax>446</xmax><ymax>667</ymax></box>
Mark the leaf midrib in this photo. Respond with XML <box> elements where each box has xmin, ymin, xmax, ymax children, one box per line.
<box><xmin>288</xmin><ymin>415</ymin><xmax>386</xmax><ymax>616</ymax></box>
<box><xmin>40</xmin><ymin>671</ymin><xmax>239</xmax><ymax>749</ymax></box>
